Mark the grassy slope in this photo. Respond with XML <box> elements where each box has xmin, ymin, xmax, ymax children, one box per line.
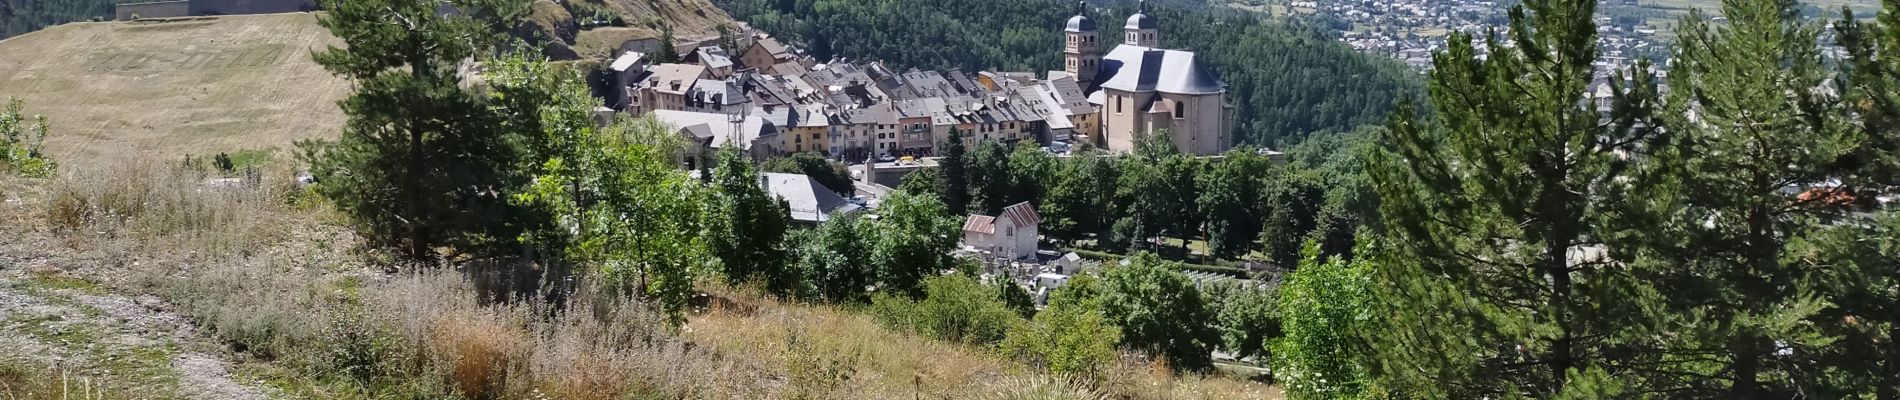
<box><xmin>0</xmin><ymin>13</ymin><xmax>349</xmax><ymax>170</ymax></box>
<box><xmin>0</xmin><ymin>162</ymin><xmax>1283</xmax><ymax>399</ymax></box>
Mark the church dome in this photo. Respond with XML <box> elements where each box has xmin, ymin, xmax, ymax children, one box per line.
<box><xmin>1125</xmin><ymin>13</ymin><xmax>1153</xmax><ymax>30</ymax></box>
<box><xmin>1066</xmin><ymin>15</ymin><xmax>1097</xmax><ymax>32</ymax></box>
<box><xmin>1126</xmin><ymin>0</ymin><xmax>1154</xmax><ymax>30</ymax></box>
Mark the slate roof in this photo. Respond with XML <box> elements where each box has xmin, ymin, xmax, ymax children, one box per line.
<box><xmin>1094</xmin><ymin>45</ymin><xmax>1223</xmax><ymax>95</ymax></box>
<box><xmin>1065</xmin><ymin>15</ymin><xmax>1097</xmax><ymax>32</ymax></box>
<box><xmin>651</xmin><ymin>109</ymin><xmax>777</xmax><ymax>150</ymax></box>
<box><xmin>764</xmin><ymin>172</ymin><xmax>860</xmax><ymax>223</ymax></box>
<box><xmin>1126</xmin><ymin>13</ymin><xmax>1155</xmax><ymax>30</ymax></box>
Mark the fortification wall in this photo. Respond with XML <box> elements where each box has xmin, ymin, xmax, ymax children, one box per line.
<box><xmin>116</xmin><ymin>1</ymin><xmax>192</xmax><ymax>20</ymax></box>
<box><xmin>189</xmin><ymin>0</ymin><xmax>317</xmax><ymax>16</ymax></box>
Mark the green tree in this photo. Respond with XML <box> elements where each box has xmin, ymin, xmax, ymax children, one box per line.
<box><xmin>1274</xmin><ymin>240</ymin><xmax>1375</xmax><ymax>399</ymax></box>
<box><xmin>939</xmin><ymin>128</ymin><xmax>970</xmax><ymax>215</ymax></box>
<box><xmin>1831</xmin><ymin>3</ymin><xmax>1900</xmax><ymax>396</ymax></box>
<box><xmin>1364</xmin><ymin>0</ymin><xmax>1664</xmax><ymax>396</ymax></box>
<box><xmin>301</xmin><ymin>0</ymin><xmax>528</xmax><ymax>263</ymax></box>
<box><xmin>1797</xmin><ymin>211</ymin><xmax>1900</xmax><ymax>399</ymax></box>
<box><xmin>1632</xmin><ymin>1</ymin><xmax>1860</xmax><ymax>396</ymax></box>
<box><xmin>966</xmin><ymin>139</ymin><xmax>1012</xmax><ymax>215</ymax></box>
<box><xmin>1098</xmin><ymin>252</ymin><xmax>1219</xmax><ymax>371</ymax></box>
<box><xmin>498</xmin><ymin>56</ymin><xmax>709</xmax><ymax>324</ymax></box>
<box><xmin>1259</xmin><ymin>170</ymin><xmax>1325</xmax><ymax>268</ymax></box>
<box><xmin>872</xmin><ymin>189</ymin><xmax>959</xmax><ymax>297</ymax></box>
<box><xmin>1840</xmin><ymin>2</ymin><xmax>1900</xmax><ymax>195</ymax></box>
<box><xmin>1113</xmin><ymin>134</ymin><xmax>1187</xmax><ymax>252</ymax></box>
<box><xmin>1198</xmin><ymin>148</ymin><xmax>1272</xmax><ymax>259</ymax></box>
<box><xmin>1042</xmin><ymin>152</ymin><xmax>1117</xmax><ymax>246</ymax></box>
<box><xmin>1001</xmin><ymin>275</ymin><xmax>1122</xmax><ymax>382</ymax></box>
<box><xmin>707</xmin><ymin>147</ymin><xmax>795</xmax><ymax>296</ymax></box>
<box><xmin>656</xmin><ymin>24</ymin><xmax>680</xmax><ymax>63</ymax></box>
<box><xmin>994</xmin><ymin>276</ymin><xmax>1037</xmax><ymax>319</ymax></box>
<box><xmin>793</xmin><ymin>213</ymin><xmax>874</xmax><ymax>303</ymax></box>
<box><xmin>1006</xmin><ymin>143</ymin><xmax>1054</xmax><ymax>208</ymax></box>
<box><xmin>1213</xmin><ymin>282</ymin><xmax>1278</xmax><ymax>364</ymax></box>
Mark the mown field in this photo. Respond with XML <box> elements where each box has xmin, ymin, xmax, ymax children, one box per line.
<box><xmin>0</xmin><ymin>13</ymin><xmax>349</xmax><ymax>170</ymax></box>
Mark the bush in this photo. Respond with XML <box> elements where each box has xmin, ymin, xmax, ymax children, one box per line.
<box><xmin>0</xmin><ymin>97</ymin><xmax>56</xmax><ymax>177</ymax></box>
<box><xmin>1274</xmin><ymin>242</ymin><xmax>1376</xmax><ymax>399</ymax></box>
<box><xmin>1097</xmin><ymin>253</ymin><xmax>1220</xmax><ymax>372</ymax></box>
<box><xmin>871</xmin><ymin>275</ymin><xmax>1022</xmax><ymax>345</ymax></box>
<box><xmin>1000</xmin><ymin>281</ymin><xmax>1121</xmax><ymax>382</ymax></box>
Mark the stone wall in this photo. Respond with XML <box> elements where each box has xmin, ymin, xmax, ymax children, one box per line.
<box><xmin>190</xmin><ymin>0</ymin><xmax>317</xmax><ymax>15</ymax></box>
<box><xmin>116</xmin><ymin>1</ymin><xmax>192</xmax><ymax>21</ymax></box>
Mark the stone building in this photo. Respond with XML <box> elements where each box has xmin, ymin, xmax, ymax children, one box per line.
<box><xmin>1066</xmin><ymin>0</ymin><xmax>1233</xmax><ymax>155</ymax></box>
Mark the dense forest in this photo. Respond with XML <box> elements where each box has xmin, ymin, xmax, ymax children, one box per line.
<box><xmin>0</xmin><ymin>0</ymin><xmax>114</xmax><ymax>39</ymax></box>
<box><xmin>712</xmin><ymin>0</ymin><xmax>1423</xmax><ymax>146</ymax></box>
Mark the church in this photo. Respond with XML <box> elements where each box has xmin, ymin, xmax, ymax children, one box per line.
<box><xmin>1060</xmin><ymin>0</ymin><xmax>1234</xmax><ymax>156</ymax></box>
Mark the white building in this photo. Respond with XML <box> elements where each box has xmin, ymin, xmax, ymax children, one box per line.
<box><xmin>961</xmin><ymin>201</ymin><xmax>1042</xmax><ymax>260</ymax></box>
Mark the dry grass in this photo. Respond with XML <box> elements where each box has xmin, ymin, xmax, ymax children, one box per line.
<box><xmin>0</xmin><ymin>363</ymin><xmax>121</xmax><ymax>400</ymax></box>
<box><xmin>688</xmin><ymin>286</ymin><xmax>1283</xmax><ymax>399</ymax></box>
<box><xmin>0</xmin><ymin>14</ymin><xmax>350</xmax><ymax>171</ymax></box>
<box><xmin>4</xmin><ymin>161</ymin><xmax>1282</xmax><ymax>399</ymax></box>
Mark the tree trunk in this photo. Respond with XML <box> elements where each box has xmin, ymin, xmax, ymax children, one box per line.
<box><xmin>1730</xmin><ymin>339</ymin><xmax>1760</xmax><ymax>398</ymax></box>
<box><xmin>1884</xmin><ymin>314</ymin><xmax>1899</xmax><ymax>400</ymax></box>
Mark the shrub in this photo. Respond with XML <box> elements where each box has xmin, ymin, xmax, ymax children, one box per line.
<box><xmin>871</xmin><ymin>275</ymin><xmax>1021</xmax><ymax>345</ymax></box>
<box><xmin>0</xmin><ymin>97</ymin><xmax>55</xmax><ymax>177</ymax></box>
<box><xmin>1000</xmin><ymin>284</ymin><xmax>1121</xmax><ymax>382</ymax></box>
<box><xmin>1097</xmin><ymin>253</ymin><xmax>1221</xmax><ymax>372</ymax></box>
<box><xmin>982</xmin><ymin>375</ymin><xmax>1110</xmax><ymax>400</ymax></box>
<box><xmin>428</xmin><ymin>309</ymin><xmax>525</xmax><ymax>400</ymax></box>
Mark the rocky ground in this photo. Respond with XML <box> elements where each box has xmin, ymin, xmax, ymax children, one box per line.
<box><xmin>0</xmin><ymin>233</ymin><xmax>269</xmax><ymax>399</ymax></box>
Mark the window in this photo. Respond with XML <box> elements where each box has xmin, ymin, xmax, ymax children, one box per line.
<box><xmin>812</xmin><ymin>132</ymin><xmax>820</xmax><ymax>140</ymax></box>
<box><xmin>1175</xmin><ymin>103</ymin><xmax>1186</xmax><ymax>119</ymax></box>
<box><xmin>1115</xmin><ymin>96</ymin><xmax>1123</xmax><ymax>114</ymax></box>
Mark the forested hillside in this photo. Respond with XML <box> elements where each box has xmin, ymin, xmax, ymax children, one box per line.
<box><xmin>0</xmin><ymin>0</ymin><xmax>114</xmax><ymax>39</ymax></box>
<box><xmin>713</xmin><ymin>0</ymin><xmax>1421</xmax><ymax>146</ymax></box>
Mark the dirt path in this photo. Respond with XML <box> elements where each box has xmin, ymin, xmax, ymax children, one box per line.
<box><xmin>0</xmin><ymin>261</ymin><xmax>269</xmax><ymax>399</ymax></box>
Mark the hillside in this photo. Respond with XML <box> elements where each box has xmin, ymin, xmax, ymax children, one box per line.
<box><xmin>525</xmin><ymin>0</ymin><xmax>739</xmax><ymax>60</ymax></box>
<box><xmin>0</xmin><ymin>0</ymin><xmax>115</xmax><ymax>39</ymax></box>
<box><xmin>0</xmin><ymin>13</ymin><xmax>349</xmax><ymax>169</ymax></box>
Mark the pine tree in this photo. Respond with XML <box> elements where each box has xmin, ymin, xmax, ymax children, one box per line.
<box><xmin>1822</xmin><ymin>2</ymin><xmax>1900</xmax><ymax>397</ymax></box>
<box><xmin>1631</xmin><ymin>1</ymin><xmax>1858</xmax><ymax>396</ymax></box>
<box><xmin>656</xmin><ymin>25</ymin><xmax>681</xmax><ymax>64</ymax></box>
<box><xmin>940</xmin><ymin>128</ymin><xmax>971</xmax><ymax>215</ymax></box>
<box><xmin>1364</xmin><ymin>0</ymin><xmax>1665</xmax><ymax>396</ymax></box>
<box><xmin>301</xmin><ymin>0</ymin><xmax>528</xmax><ymax>264</ymax></box>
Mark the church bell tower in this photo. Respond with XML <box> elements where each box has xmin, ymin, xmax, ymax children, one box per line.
<box><xmin>1063</xmin><ymin>0</ymin><xmax>1100</xmax><ymax>85</ymax></box>
<box><xmin>1125</xmin><ymin>0</ymin><xmax>1157</xmax><ymax>47</ymax></box>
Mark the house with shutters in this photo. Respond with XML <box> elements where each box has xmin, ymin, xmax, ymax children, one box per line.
<box><xmin>961</xmin><ymin>202</ymin><xmax>1042</xmax><ymax>261</ymax></box>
